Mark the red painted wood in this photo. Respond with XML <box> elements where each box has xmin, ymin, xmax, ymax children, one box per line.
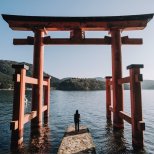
<box><xmin>3</xmin><ymin>14</ymin><xmax>153</xmax><ymax>31</ymax></box>
<box><xmin>32</xmin><ymin>30</ymin><xmax>44</xmax><ymax>127</ymax></box>
<box><xmin>44</xmin><ymin>77</ymin><xmax>51</xmax><ymax>123</ymax></box>
<box><xmin>11</xmin><ymin>68</ymin><xmax>20</xmax><ymax>148</ymax></box>
<box><xmin>18</xmin><ymin>68</ymin><xmax>26</xmax><ymax>144</ymax></box>
<box><xmin>105</xmin><ymin>77</ymin><xmax>112</xmax><ymax>120</ymax></box>
<box><xmin>111</xmin><ymin>29</ymin><xmax>124</xmax><ymax>129</ymax></box>
<box><xmin>25</xmin><ymin>76</ymin><xmax>38</xmax><ymax>85</ymax></box>
<box><xmin>43</xmin><ymin>80</ymin><xmax>48</xmax><ymax>86</ymax></box>
<box><xmin>129</xmin><ymin>66</ymin><xmax>144</xmax><ymax>148</ymax></box>
<box><xmin>13</xmin><ymin>37</ymin><xmax>142</xmax><ymax>45</ymax></box>
<box><xmin>16</xmin><ymin>75</ymin><xmax>47</xmax><ymax>86</ymax></box>
<box><xmin>11</xmin><ymin>65</ymin><xmax>27</xmax><ymax>147</ymax></box>
<box><xmin>24</xmin><ymin>111</ymin><xmax>37</xmax><ymax>124</ymax></box>
<box><xmin>119</xmin><ymin>111</ymin><xmax>132</xmax><ymax>124</ymax></box>
<box><xmin>118</xmin><ymin>76</ymin><xmax>130</xmax><ymax>84</ymax></box>
<box><xmin>42</xmin><ymin>105</ymin><xmax>47</xmax><ymax>112</ymax></box>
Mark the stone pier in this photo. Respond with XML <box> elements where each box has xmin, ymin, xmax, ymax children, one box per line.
<box><xmin>58</xmin><ymin>125</ymin><xmax>96</xmax><ymax>154</ymax></box>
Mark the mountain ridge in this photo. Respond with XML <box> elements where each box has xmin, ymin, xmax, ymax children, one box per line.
<box><xmin>0</xmin><ymin>60</ymin><xmax>154</xmax><ymax>90</ymax></box>
<box><xmin>0</xmin><ymin>60</ymin><xmax>60</xmax><ymax>89</ymax></box>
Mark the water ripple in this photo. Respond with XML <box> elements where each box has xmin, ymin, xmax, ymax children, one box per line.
<box><xmin>0</xmin><ymin>90</ymin><xmax>154</xmax><ymax>153</ymax></box>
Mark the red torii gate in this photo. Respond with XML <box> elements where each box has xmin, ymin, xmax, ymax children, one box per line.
<box><xmin>2</xmin><ymin>13</ymin><xmax>153</xmax><ymax>149</ymax></box>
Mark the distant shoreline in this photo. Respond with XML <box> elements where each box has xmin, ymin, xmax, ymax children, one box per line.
<box><xmin>1</xmin><ymin>60</ymin><xmax>154</xmax><ymax>90</ymax></box>
<box><xmin>1</xmin><ymin>89</ymin><xmax>154</xmax><ymax>91</ymax></box>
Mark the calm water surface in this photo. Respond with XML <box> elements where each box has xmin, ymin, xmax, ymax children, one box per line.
<box><xmin>0</xmin><ymin>90</ymin><xmax>154</xmax><ymax>154</ymax></box>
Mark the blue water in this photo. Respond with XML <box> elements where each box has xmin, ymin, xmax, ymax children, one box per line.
<box><xmin>0</xmin><ymin>90</ymin><xmax>154</xmax><ymax>154</ymax></box>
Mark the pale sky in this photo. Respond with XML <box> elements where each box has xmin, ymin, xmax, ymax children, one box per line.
<box><xmin>0</xmin><ymin>0</ymin><xmax>154</xmax><ymax>79</ymax></box>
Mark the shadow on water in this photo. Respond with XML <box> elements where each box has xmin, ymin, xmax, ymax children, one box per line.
<box><xmin>10</xmin><ymin>123</ymin><xmax>51</xmax><ymax>154</ymax></box>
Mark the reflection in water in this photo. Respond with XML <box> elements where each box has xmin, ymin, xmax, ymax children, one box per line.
<box><xmin>1</xmin><ymin>90</ymin><xmax>154</xmax><ymax>153</ymax></box>
<box><xmin>10</xmin><ymin>142</ymin><xmax>24</xmax><ymax>154</ymax></box>
<box><xmin>29</xmin><ymin>123</ymin><xmax>51</xmax><ymax>153</ymax></box>
<box><xmin>10</xmin><ymin>123</ymin><xmax>51</xmax><ymax>154</ymax></box>
<box><xmin>104</xmin><ymin>120</ymin><xmax>127</xmax><ymax>153</ymax></box>
<box><xmin>104</xmin><ymin>120</ymin><xmax>147</xmax><ymax>154</ymax></box>
<box><xmin>105</xmin><ymin>119</ymin><xmax>112</xmax><ymax>134</ymax></box>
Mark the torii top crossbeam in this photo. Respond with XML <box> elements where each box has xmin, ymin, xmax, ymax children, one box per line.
<box><xmin>2</xmin><ymin>14</ymin><xmax>153</xmax><ymax>31</ymax></box>
<box><xmin>2</xmin><ymin>14</ymin><xmax>154</xmax><ymax>45</ymax></box>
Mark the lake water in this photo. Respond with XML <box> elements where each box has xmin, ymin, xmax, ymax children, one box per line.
<box><xmin>0</xmin><ymin>90</ymin><xmax>154</xmax><ymax>154</ymax></box>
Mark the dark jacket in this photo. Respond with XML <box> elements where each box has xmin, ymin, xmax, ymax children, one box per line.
<box><xmin>74</xmin><ymin>113</ymin><xmax>80</xmax><ymax>123</ymax></box>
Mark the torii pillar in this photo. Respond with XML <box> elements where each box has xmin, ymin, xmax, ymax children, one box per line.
<box><xmin>111</xmin><ymin>29</ymin><xmax>124</xmax><ymax>129</ymax></box>
<box><xmin>31</xmin><ymin>29</ymin><xmax>44</xmax><ymax>128</ymax></box>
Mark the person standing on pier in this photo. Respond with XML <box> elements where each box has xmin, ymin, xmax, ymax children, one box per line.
<box><xmin>74</xmin><ymin>110</ymin><xmax>80</xmax><ymax>132</ymax></box>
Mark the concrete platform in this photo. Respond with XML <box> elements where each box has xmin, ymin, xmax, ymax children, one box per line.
<box><xmin>58</xmin><ymin>125</ymin><xmax>96</xmax><ymax>154</ymax></box>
